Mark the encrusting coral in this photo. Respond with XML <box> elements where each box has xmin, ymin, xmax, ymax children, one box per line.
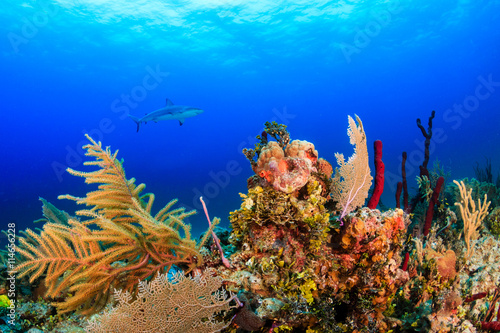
<box><xmin>15</xmin><ymin>134</ymin><xmax>217</xmax><ymax>315</ymax></box>
<box><xmin>327</xmin><ymin>208</ymin><xmax>409</xmax><ymax>330</ymax></box>
<box><xmin>253</xmin><ymin>139</ymin><xmax>319</xmax><ymax>194</ymax></box>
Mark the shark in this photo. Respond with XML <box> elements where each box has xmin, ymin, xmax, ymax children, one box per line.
<box><xmin>128</xmin><ymin>99</ymin><xmax>204</xmax><ymax>132</ymax></box>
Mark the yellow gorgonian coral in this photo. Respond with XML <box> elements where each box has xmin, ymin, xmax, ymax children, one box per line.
<box><xmin>16</xmin><ymin>134</ymin><xmax>216</xmax><ymax>314</ymax></box>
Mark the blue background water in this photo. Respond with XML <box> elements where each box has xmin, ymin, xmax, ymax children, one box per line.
<box><xmin>1</xmin><ymin>0</ymin><xmax>499</xmax><ymax>238</ymax></box>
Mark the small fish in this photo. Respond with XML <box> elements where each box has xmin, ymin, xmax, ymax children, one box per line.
<box><xmin>128</xmin><ymin>98</ymin><xmax>204</xmax><ymax>132</ymax></box>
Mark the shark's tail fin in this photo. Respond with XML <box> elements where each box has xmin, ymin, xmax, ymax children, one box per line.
<box><xmin>128</xmin><ymin>115</ymin><xmax>141</xmax><ymax>132</ymax></box>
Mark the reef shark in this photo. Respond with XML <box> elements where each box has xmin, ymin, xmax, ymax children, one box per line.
<box><xmin>128</xmin><ymin>99</ymin><xmax>204</xmax><ymax>132</ymax></box>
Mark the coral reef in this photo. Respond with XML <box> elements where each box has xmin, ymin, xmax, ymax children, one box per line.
<box><xmin>226</xmin><ymin>190</ymin><xmax>409</xmax><ymax>331</ymax></box>
<box><xmin>8</xmin><ymin>116</ymin><xmax>500</xmax><ymax>333</ymax></box>
<box><xmin>0</xmin><ymin>297</ymin><xmax>85</xmax><ymax>332</ymax></box>
<box><xmin>221</xmin><ymin>118</ymin><xmax>409</xmax><ymax>332</ymax></box>
<box><xmin>227</xmin><ymin>180</ymin><xmax>331</xmax><ymax>328</ymax></box>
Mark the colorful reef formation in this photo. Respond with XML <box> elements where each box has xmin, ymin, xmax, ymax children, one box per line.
<box><xmin>2</xmin><ymin>114</ymin><xmax>500</xmax><ymax>333</ymax></box>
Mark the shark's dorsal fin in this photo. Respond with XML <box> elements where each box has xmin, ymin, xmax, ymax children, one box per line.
<box><xmin>166</xmin><ymin>99</ymin><xmax>174</xmax><ymax>106</ymax></box>
<box><xmin>178</xmin><ymin>118</ymin><xmax>185</xmax><ymax>126</ymax></box>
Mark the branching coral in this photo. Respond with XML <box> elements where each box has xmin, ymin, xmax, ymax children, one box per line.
<box><xmin>454</xmin><ymin>180</ymin><xmax>491</xmax><ymax>260</ymax></box>
<box><xmin>16</xmin><ymin>134</ymin><xmax>216</xmax><ymax>314</ymax></box>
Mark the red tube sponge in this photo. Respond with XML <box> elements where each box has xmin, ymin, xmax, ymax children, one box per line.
<box><xmin>367</xmin><ymin>140</ymin><xmax>385</xmax><ymax>209</ymax></box>
<box><xmin>402</xmin><ymin>252</ymin><xmax>410</xmax><ymax>271</ymax></box>
<box><xmin>464</xmin><ymin>292</ymin><xmax>487</xmax><ymax>302</ymax></box>
<box><xmin>480</xmin><ymin>321</ymin><xmax>500</xmax><ymax>331</ymax></box>
<box><xmin>423</xmin><ymin>176</ymin><xmax>444</xmax><ymax>236</ymax></box>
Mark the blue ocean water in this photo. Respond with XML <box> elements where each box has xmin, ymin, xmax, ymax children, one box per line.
<box><xmin>1</xmin><ymin>0</ymin><xmax>499</xmax><ymax>238</ymax></box>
